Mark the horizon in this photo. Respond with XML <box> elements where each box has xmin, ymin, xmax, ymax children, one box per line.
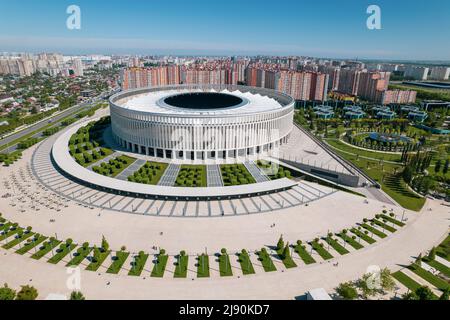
<box><xmin>0</xmin><ymin>0</ymin><xmax>449</xmax><ymax>61</ymax></box>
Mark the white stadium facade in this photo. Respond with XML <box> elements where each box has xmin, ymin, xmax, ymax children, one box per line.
<box><xmin>109</xmin><ymin>85</ymin><xmax>295</xmax><ymax>162</ymax></box>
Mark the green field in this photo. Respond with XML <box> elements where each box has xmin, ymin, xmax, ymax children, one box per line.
<box><xmin>128</xmin><ymin>161</ymin><xmax>168</xmax><ymax>185</ymax></box>
<box><xmin>106</xmin><ymin>251</ymin><xmax>130</xmax><ymax>274</ymax></box>
<box><xmin>324</xmin><ymin>236</ymin><xmax>350</xmax><ymax>255</ymax></box>
<box><xmin>174</xmin><ymin>254</ymin><xmax>189</xmax><ymax>278</ymax></box>
<box><xmin>48</xmin><ymin>243</ymin><xmax>77</xmax><ymax>264</ymax></box>
<box><xmin>256</xmin><ymin>249</ymin><xmax>277</xmax><ymax>272</ymax></box>
<box><xmin>310</xmin><ymin>241</ymin><xmax>333</xmax><ymax>260</ymax></box>
<box><xmin>197</xmin><ymin>254</ymin><xmax>210</xmax><ymax>278</ymax></box>
<box><xmin>294</xmin><ymin>243</ymin><xmax>316</xmax><ymax>264</ymax></box>
<box><xmin>128</xmin><ymin>252</ymin><xmax>149</xmax><ymax>276</ymax></box>
<box><xmin>237</xmin><ymin>250</ymin><xmax>255</xmax><ymax>275</ymax></box>
<box><xmin>175</xmin><ymin>165</ymin><xmax>207</xmax><ymax>187</ymax></box>
<box><xmin>324</xmin><ymin>139</ymin><xmax>425</xmax><ymax>211</ymax></box>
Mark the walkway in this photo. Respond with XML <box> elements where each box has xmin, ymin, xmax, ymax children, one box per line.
<box><xmin>157</xmin><ymin>163</ymin><xmax>181</xmax><ymax>187</ymax></box>
<box><xmin>115</xmin><ymin>159</ymin><xmax>146</xmax><ymax>181</ymax></box>
<box><xmin>243</xmin><ymin>161</ymin><xmax>270</xmax><ymax>183</ymax></box>
<box><xmin>0</xmin><ymin>198</ymin><xmax>447</xmax><ymax>299</ymax></box>
<box><xmin>206</xmin><ymin>165</ymin><xmax>223</xmax><ymax>187</ymax></box>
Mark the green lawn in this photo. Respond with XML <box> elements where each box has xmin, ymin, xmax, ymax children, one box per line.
<box><xmin>92</xmin><ymin>155</ymin><xmax>136</xmax><ymax>178</ymax></box>
<box><xmin>360</xmin><ymin>223</ymin><xmax>387</xmax><ymax>239</ymax></box>
<box><xmin>128</xmin><ymin>161</ymin><xmax>168</xmax><ymax>185</ymax></box>
<box><xmin>424</xmin><ymin>259</ymin><xmax>450</xmax><ymax>278</ymax></box>
<box><xmin>336</xmin><ymin>233</ymin><xmax>364</xmax><ymax>250</ymax></box>
<box><xmin>151</xmin><ymin>254</ymin><xmax>169</xmax><ymax>277</ymax></box>
<box><xmin>218</xmin><ymin>252</ymin><xmax>233</xmax><ymax>277</ymax></box>
<box><xmin>220</xmin><ymin>164</ymin><xmax>256</xmax><ymax>186</ymax></box>
<box><xmin>175</xmin><ymin>165</ymin><xmax>207</xmax><ymax>187</ymax></box>
<box><xmin>16</xmin><ymin>235</ymin><xmax>47</xmax><ymax>255</ymax></box>
<box><xmin>197</xmin><ymin>254</ymin><xmax>210</xmax><ymax>278</ymax></box>
<box><xmin>128</xmin><ymin>253</ymin><xmax>149</xmax><ymax>276</ymax></box>
<box><xmin>0</xmin><ymin>222</ymin><xmax>12</xmax><ymax>232</ymax></box>
<box><xmin>436</xmin><ymin>235</ymin><xmax>450</xmax><ymax>261</ymax></box>
<box><xmin>324</xmin><ymin>236</ymin><xmax>350</xmax><ymax>255</ymax></box>
<box><xmin>174</xmin><ymin>254</ymin><xmax>189</xmax><ymax>278</ymax></box>
<box><xmin>31</xmin><ymin>239</ymin><xmax>61</xmax><ymax>260</ymax></box>
<box><xmin>310</xmin><ymin>241</ymin><xmax>333</xmax><ymax>260</ymax></box>
<box><xmin>294</xmin><ymin>243</ymin><xmax>316</xmax><ymax>264</ymax></box>
<box><xmin>393</xmin><ymin>271</ymin><xmax>422</xmax><ymax>292</ymax></box>
<box><xmin>324</xmin><ymin>139</ymin><xmax>426</xmax><ymax>211</ymax></box>
<box><xmin>371</xmin><ymin>219</ymin><xmax>397</xmax><ymax>233</ymax></box>
<box><xmin>2</xmin><ymin>232</ymin><xmax>34</xmax><ymax>249</ymax></box>
<box><xmin>409</xmin><ymin>265</ymin><xmax>450</xmax><ymax>292</ymax></box>
<box><xmin>106</xmin><ymin>251</ymin><xmax>130</xmax><ymax>274</ymax></box>
<box><xmin>66</xmin><ymin>246</ymin><xmax>92</xmax><ymax>267</ymax></box>
<box><xmin>237</xmin><ymin>251</ymin><xmax>255</xmax><ymax>275</ymax></box>
<box><xmin>48</xmin><ymin>243</ymin><xmax>77</xmax><ymax>264</ymax></box>
<box><xmin>256</xmin><ymin>249</ymin><xmax>277</xmax><ymax>272</ymax></box>
<box><xmin>350</xmin><ymin>228</ymin><xmax>376</xmax><ymax>244</ymax></box>
<box><xmin>379</xmin><ymin>214</ymin><xmax>406</xmax><ymax>227</ymax></box>
<box><xmin>85</xmin><ymin>249</ymin><xmax>111</xmax><ymax>271</ymax></box>
<box><xmin>276</xmin><ymin>247</ymin><xmax>297</xmax><ymax>268</ymax></box>
<box><xmin>325</xmin><ymin>138</ymin><xmax>402</xmax><ymax>162</ymax></box>
<box><xmin>0</xmin><ymin>225</ymin><xmax>22</xmax><ymax>241</ymax></box>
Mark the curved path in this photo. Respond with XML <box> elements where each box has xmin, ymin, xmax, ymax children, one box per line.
<box><xmin>0</xmin><ymin>199</ymin><xmax>448</xmax><ymax>299</ymax></box>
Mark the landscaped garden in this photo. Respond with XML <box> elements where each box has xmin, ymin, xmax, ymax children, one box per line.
<box><xmin>196</xmin><ymin>254</ymin><xmax>210</xmax><ymax>278</ymax></box>
<box><xmin>128</xmin><ymin>251</ymin><xmax>149</xmax><ymax>276</ymax></box>
<box><xmin>175</xmin><ymin>165</ymin><xmax>207</xmax><ymax>187</ymax></box>
<box><xmin>151</xmin><ymin>249</ymin><xmax>169</xmax><ymax>277</ymax></box>
<box><xmin>68</xmin><ymin>117</ymin><xmax>114</xmax><ymax>167</ymax></box>
<box><xmin>256</xmin><ymin>160</ymin><xmax>292</xmax><ymax>180</ymax></box>
<box><xmin>127</xmin><ymin>161</ymin><xmax>168</xmax><ymax>185</ymax></box>
<box><xmin>92</xmin><ymin>155</ymin><xmax>135</xmax><ymax>177</ymax></box>
<box><xmin>106</xmin><ymin>249</ymin><xmax>129</xmax><ymax>274</ymax></box>
<box><xmin>0</xmin><ymin>212</ymin><xmax>409</xmax><ymax>281</ymax></box>
<box><xmin>174</xmin><ymin>251</ymin><xmax>189</xmax><ymax>278</ymax></box>
<box><xmin>220</xmin><ymin>164</ymin><xmax>256</xmax><ymax>186</ymax></box>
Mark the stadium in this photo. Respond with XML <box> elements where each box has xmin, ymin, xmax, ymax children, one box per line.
<box><xmin>109</xmin><ymin>85</ymin><xmax>295</xmax><ymax>162</ymax></box>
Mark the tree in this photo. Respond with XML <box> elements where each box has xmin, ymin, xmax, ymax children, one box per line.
<box><xmin>356</xmin><ymin>273</ymin><xmax>380</xmax><ymax>298</ymax></box>
<box><xmin>434</xmin><ymin>160</ymin><xmax>442</xmax><ymax>174</ymax></box>
<box><xmin>0</xmin><ymin>283</ymin><xmax>16</xmax><ymax>300</ymax></box>
<box><xmin>336</xmin><ymin>282</ymin><xmax>358</xmax><ymax>300</ymax></box>
<box><xmin>282</xmin><ymin>243</ymin><xmax>291</xmax><ymax>259</ymax></box>
<box><xmin>379</xmin><ymin>268</ymin><xmax>395</xmax><ymax>293</ymax></box>
<box><xmin>439</xmin><ymin>288</ymin><xmax>449</xmax><ymax>301</ymax></box>
<box><xmin>15</xmin><ymin>285</ymin><xmax>38</xmax><ymax>300</ymax></box>
<box><xmin>101</xmin><ymin>235</ymin><xmax>109</xmax><ymax>251</ymax></box>
<box><xmin>428</xmin><ymin>247</ymin><xmax>436</xmax><ymax>261</ymax></box>
<box><xmin>443</xmin><ymin>159</ymin><xmax>449</xmax><ymax>175</ymax></box>
<box><xmin>277</xmin><ymin>235</ymin><xmax>284</xmax><ymax>251</ymax></box>
<box><xmin>402</xmin><ymin>166</ymin><xmax>413</xmax><ymax>184</ymax></box>
<box><xmin>402</xmin><ymin>291</ymin><xmax>418</xmax><ymax>300</ymax></box>
<box><xmin>415</xmin><ymin>286</ymin><xmax>436</xmax><ymax>300</ymax></box>
<box><xmin>70</xmin><ymin>291</ymin><xmax>85</xmax><ymax>300</ymax></box>
<box><xmin>415</xmin><ymin>253</ymin><xmax>422</xmax><ymax>267</ymax></box>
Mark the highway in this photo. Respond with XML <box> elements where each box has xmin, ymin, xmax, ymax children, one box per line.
<box><xmin>0</xmin><ymin>89</ymin><xmax>118</xmax><ymax>152</ymax></box>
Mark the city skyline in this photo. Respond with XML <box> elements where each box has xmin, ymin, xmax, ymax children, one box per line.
<box><xmin>0</xmin><ymin>0</ymin><xmax>449</xmax><ymax>60</ymax></box>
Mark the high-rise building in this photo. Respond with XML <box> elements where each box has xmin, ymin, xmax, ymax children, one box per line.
<box><xmin>120</xmin><ymin>65</ymin><xmax>181</xmax><ymax>90</ymax></box>
<box><xmin>404</xmin><ymin>66</ymin><xmax>429</xmax><ymax>80</ymax></box>
<box><xmin>337</xmin><ymin>69</ymin><xmax>362</xmax><ymax>96</ymax></box>
<box><xmin>357</xmin><ymin>71</ymin><xmax>390</xmax><ymax>102</ymax></box>
<box><xmin>72</xmin><ymin>59</ymin><xmax>84</xmax><ymax>77</ymax></box>
<box><xmin>376</xmin><ymin>90</ymin><xmax>417</xmax><ymax>105</ymax></box>
<box><xmin>429</xmin><ymin>67</ymin><xmax>450</xmax><ymax>80</ymax></box>
<box><xmin>276</xmin><ymin>70</ymin><xmax>328</xmax><ymax>101</ymax></box>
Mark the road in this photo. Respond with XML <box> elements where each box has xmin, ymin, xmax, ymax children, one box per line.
<box><xmin>0</xmin><ymin>89</ymin><xmax>118</xmax><ymax>152</ymax></box>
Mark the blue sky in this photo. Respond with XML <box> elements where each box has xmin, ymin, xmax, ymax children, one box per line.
<box><xmin>0</xmin><ymin>0</ymin><xmax>449</xmax><ymax>60</ymax></box>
